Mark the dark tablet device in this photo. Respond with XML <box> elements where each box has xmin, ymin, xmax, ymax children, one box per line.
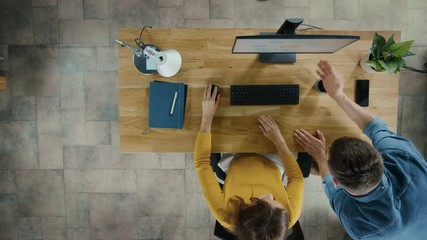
<box><xmin>355</xmin><ymin>80</ymin><xmax>369</xmax><ymax>107</ymax></box>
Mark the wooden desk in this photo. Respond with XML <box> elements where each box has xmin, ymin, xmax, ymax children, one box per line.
<box><xmin>118</xmin><ymin>29</ymin><xmax>399</xmax><ymax>153</ymax></box>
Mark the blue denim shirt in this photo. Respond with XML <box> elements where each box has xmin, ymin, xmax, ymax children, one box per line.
<box><xmin>322</xmin><ymin>117</ymin><xmax>427</xmax><ymax>240</ymax></box>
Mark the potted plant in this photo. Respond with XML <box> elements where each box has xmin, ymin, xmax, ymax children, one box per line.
<box><xmin>360</xmin><ymin>32</ymin><xmax>414</xmax><ymax>73</ymax></box>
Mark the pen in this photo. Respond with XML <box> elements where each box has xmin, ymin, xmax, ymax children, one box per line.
<box><xmin>170</xmin><ymin>91</ymin><xmax>178</xmax><ymax>115</ymax></box>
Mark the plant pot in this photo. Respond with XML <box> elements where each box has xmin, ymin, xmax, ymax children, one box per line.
<box><xmin>359</xmin><ymin>52</ymin><xmax>380</xmax><ymax>73</ymax></box>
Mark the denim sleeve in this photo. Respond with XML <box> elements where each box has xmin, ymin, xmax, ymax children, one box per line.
<box><xmin>363</xmin><ymin>117</ymin><xmax>417</xmax><ymax>153</ymax></box>
<box><xmin>322</xmin><ymin>173</ymin><xmax>343</xmax><ymax>211</ymax></box>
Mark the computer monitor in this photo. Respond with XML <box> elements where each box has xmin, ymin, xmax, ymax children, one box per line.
<box><xmin>232</xmin><ymin>18</ymin><xmax>360</xmax><ymax>63</ymax></box>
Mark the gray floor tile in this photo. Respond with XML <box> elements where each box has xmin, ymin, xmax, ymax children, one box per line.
<box><xmin>33</xmin><ymin>7</ymin><xmax>59</xmax><ymax>45</ymax></box>
<box><xmin>401</xmin><ymin>96</ymin><xmax>426</xmax><ymax>132</ymax></box>
<box><xmin>210</xmin><ymin>0</ymin><xmax>234</xmax><ymax>19</ymax></box>
<box><xmin>401</xmin><ymin>131</ymin><xmax>426</xmax><ymax>154</ymax></box>
<box><xmin>62</xmin><ymin>108</ymin><xmax>87</xmax><ymax>145</ymax></box>
<box><xmin>85</xmin><ymin>71</ymin><xmax>118</xmax><ymax>121</ymax></box>
<box><xmin>185</xmin><ymin>169</ymin><xmax>203</xmax><ymax>192</ymax></box>
<box><xmin>86</xmin><ymin>121</ymin><xmax>111</xmax><ymax>145</ymax></box>
<box><xmin>334</xmin><ymin>0</ymin><xmax>358</xmax><ymax>20</ymax></box>
<box><xmin>160</xmin><ymin>0</ymin><xmax>184</xmax><ymax>6</ymax></box>
<box><xmin>358</xmin><ymin>0</ymin><xmax>407</xmax><ymax>31</ymax></box>
<box><xmin>66</xmin><ymin>228</ymin><xmax>90</xmax><ymax>240</ymax></box>
<box><xmin>59</xmin><ymin>20</ymin><xmax>109</xmax><ymax>46</ymax></box>
<box><xmin>58</xmin><ymin>0</ymin><xmax>83</xmax><ymax>19</ymax></box>
<box><xmin>159</xmin><ymin>7</ymin><xmax>184</xmax><ymax>28</ymax></box>
<box><xmin>137</xmin><ymin>170</ymin><xmax>185</xmax><ymax>216</ymax></box>
<box><xmin>0</xmin><ymin>121</ymin><xmax>38</xmax><ymax>169</ymax></box>
<box><xmin>186</xmin><ymin>192</ymin><xmax>210</xmax><ymax>227</ymax></box>
<box><xmin>90</xmin><ymin>193</ymin><xmax>138</xmax><ymax>239</ymax></box>
<box><xmin>37</xmin><ymin>97</ymin><xmax>63</xmax><ymax>169</ymax></box>
<box><xmin>9</xmin><ymin>46</ymin><xmax>59</xmax><ymax>97</ymax></box>
<box><xmin>285</xmin><ymin>0</ymin><xmax>309</xmax><ymax>7</ymax></box>
<box><xmin>160</xmin><ymin>153</ymin><xmax>186</xmax><ymax>169</ymax></box>
<box><xmin>186</xmin><ymin>227</ymin><xmax>210</xmax><ymax>240</ymax></box>
<box><xmin>283</xmin><ymin>8</ymin><xmax>310</xmax><ymax>23</ymax></box>
<box><xmin>184</xmin><ymin>19</ymin><xmax>235</xmax><ymax>28</ymax></box>
<box><xmin>16</xmin><ymin>170</ymin><xmax>65</xmax><ymax>217</ymax></box>
<box><xmin>109</xmin><ymin>0</ymin><xmax>159</xmax><ymax>42</ymax></box>
<box><xmin>185</xmin><ymin>153</ymin><xmax>194</xmax><ymax>169</ymax></box>
<box><xmin>65</xmin><ymin>193</ymin><xmax>90</xmax><ymax>228</ymax></box>
<box><xmin>234</xmin><ymin>0</ymin><xmax>284</xmax><ymax>28</ymax></box>
<box><xmin>17</xmin><ymin>217</ymin><xmax>43</xmax><ymax>240</ymax></box>
<box><xmin>162</xmin><ymin>216</ymin><xmax>186</xmax><ymax>240</ymax></box>
<box><xmin>65</xmin><ymin>170</ymin><xmax>137</xmax><ymax>192</ymax></box>
<box><xmin>11</xmin><ymin>96</ymin><xmax>36</xmax><ymax>121</ymax></box>
<box><xmin>58</xmin><ymin>47</ymin><xmax>97</xmax><ymax>71</ymax></box>
<box><xmin>406</xmin><ymin>9</ymin><xmax>427</xmax><ymax>46</ymax></box>
<box><xmin>97</xmin><ymin>46</ymin><xmax>118</xmax><ymax>71</ymax></box>
<box><xmin>138</xmin><ymin>216</ymin><xmax>162</xmax><ymax>239</ymax></box>
<box><xmin>399</xmin><ymin>70</ymin><xmax>427</xmax><ymax>96</ymax></box>
<box><xmin>185</xmin><ymin>0</ymin><xmax>209</xmax><ymax>19</ymax></box>
<box><xmin>0</xmin><ymin>171</ymin><xmax>16</xmax><ymax>193</ymax></box>
<box><xmin>64</xmin><ymin>145</ymin><xmax>113</xmax><ymax>169</ymax></box>
<box><xmin>0</xmin><ymin>45</ymin><xmax>9</xmax><ymax>71</ymax></box>
<box><xmin>310</xmin><ymin>20</ymin><xmax>358</xmax><ymax>30</ymax></box>
<box><xmin>32</xmin><ymin>0</ymin><xmax>57</xmax><ymax>7</ymax></box>
<box><xmin>408</xmin><ymin>0</ymin><xmax>427</xmax><ymax>8</ymax></box>
<box><xmin>118</xmin><ymin>153</ymin><xmax>161</xmax><ymax>169</ymax></box>
<box><xmin>111</xmin><ymin>121</ymin><xmax>120</xmax><ymax>146</ymax></box>
<box><xmin>302</xmin><ymin>225</ymin><xmax>328</xmax><ymax>240</ymax></box>
<box><xmin>0</xmin><ymin>194</ymin><xmax>17</xmax><ymax>239</ymax></box>
<box><xmin>60</xmin><ymin>72</ymin><xmax>85</xmax><ymax>109</ymax></box>
<box><xmin>84</xmin><ymin>0</ymin><xmax>109</xmax><ymax>19</ymax></box>
<box><xmin>310</xmin><ymin>0</ymin><xmax>334</xmax><ymax>20</ymax></box>
<box><xmin>0</xmin><ymin>0</ymin><xmax>33</xmax><ymax>45</ymax></box>
<box><xmin>42</xmin><ymin>217</ymin><xmax>66</xmax><ymax>240</ymax></box>
<box><xmin>303</xmin><ymin>190</ymin><xmax>329</xmax><ymax>226</ymax></box>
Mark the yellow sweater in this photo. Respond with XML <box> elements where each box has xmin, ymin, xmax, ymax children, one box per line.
<box><xmin>194</xmin><ymin>132</ymin><xmax>304</xmax><ymax>230</ymax></box>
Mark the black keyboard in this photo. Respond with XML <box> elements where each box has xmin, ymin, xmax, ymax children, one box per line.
<box><xmin>230</xmin><ymin>84</ymin><xmax>299</xmax><ymax>105</ymax></box>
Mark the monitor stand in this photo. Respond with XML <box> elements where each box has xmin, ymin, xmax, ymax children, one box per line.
<box><xmin>259</xmin><ymin>32</ymin><xmax>296</xmax><ymax>63</ymax></box>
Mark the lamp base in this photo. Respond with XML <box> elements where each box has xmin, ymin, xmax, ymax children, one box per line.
<box><xmin>133</xmin><ymin>44</ymin><xmax>161</xmax><ymax>75</ymax></box>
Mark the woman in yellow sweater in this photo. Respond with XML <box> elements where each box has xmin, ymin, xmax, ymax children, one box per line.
<box><xmin>194</xmin><ymin>85</ymin><xmax>304</xmax><ymax>240</ymax></box>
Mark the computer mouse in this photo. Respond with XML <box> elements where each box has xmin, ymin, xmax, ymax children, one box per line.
<box><xmin>211</xmin><ymin>84</ymin><xmax>220</xmax><ymax>96</ymax></box>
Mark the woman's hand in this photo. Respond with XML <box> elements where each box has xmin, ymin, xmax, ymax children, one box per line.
<box><xmin>316</xmin><ymin>60</ymin><xmax>345</xmax><ymax>100</ymax></box>
<box><xmin>258</xmin><ymin>115</ymin><xmax>286</xmax><ymax>146</ymax></box>
<box><xmin>200</xmin><ymin>84</ymin><xmax>220</xmax><ymax>132</ymax></box>
<box><xmin>294</xmin><ymin>129</ymin><xmax>329</xmax><ymax>177</ymax></box>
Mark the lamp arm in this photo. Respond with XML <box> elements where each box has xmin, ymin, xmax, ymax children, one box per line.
<box><xmin>114</xmin><ymin>39</ymin><xmax>143</xmax><ymax>57</ymax></box>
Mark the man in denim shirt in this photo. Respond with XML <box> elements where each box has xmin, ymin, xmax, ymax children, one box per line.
<box><xmin>294</xmin><ymin>60</ymin><xmax>427</xmax><ymax>240</ymax></box>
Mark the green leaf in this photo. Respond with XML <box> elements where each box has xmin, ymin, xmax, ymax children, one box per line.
<box><xmin>381</xmin><ymin>34</ymin><xmax>395</xmax><ymax>52</ymax></box>
<box><xmin>389</xmin><ymin>40</ymin><xmax>414</xmax><ymax>57</ymax></box>
<box><xmin>366</xmin><ymin>60</ymin><xmax>383</xmax><ymax>71</ymax></box>
<box><xmin>372</xmin><ymin>33</ymin><xmax>386</xmax><ymax>59</ymax></box>
<box><xmin>378</xmin><ymin>59</ymin><xmax>392</xmax><ymax>72</ymax></box>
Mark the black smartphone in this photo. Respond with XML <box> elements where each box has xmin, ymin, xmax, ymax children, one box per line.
<box><xmin>355</xmin><ymin>80</ymin><xmax>369</xmax><ymax>107</ymax></box>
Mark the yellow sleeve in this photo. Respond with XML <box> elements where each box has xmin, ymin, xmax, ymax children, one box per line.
<box><xmin>281</xmin><ymin>153</ymin><xmax>304</xmax><ymax>226</ymax></box>
<box><xmin>194</xmin><ymin>132</ymin><xmax>227</xmax><ymax>224</ymax></box>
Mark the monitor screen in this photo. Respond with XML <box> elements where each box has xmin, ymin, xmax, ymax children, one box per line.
<box><xmin>232</xmin><ymin>34</ymin><xmax>360</xmax><ymax>54</ymax></box>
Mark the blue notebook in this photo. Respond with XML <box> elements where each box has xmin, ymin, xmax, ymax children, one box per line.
<box><xmin>148</xmin><ymin>81</ymin><xmax>187</xmax><ymax>129</ymax></box>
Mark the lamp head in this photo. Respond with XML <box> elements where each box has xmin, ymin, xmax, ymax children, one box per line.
<box><xmin>154</xmin><ymin>49</ymin><xmax>182</xmax><ymax>77</ymax></box>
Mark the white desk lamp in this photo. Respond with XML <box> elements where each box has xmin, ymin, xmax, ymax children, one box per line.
<box><xmin>115</xmin><ymin>26</ymin><xmax>182</xmax><ymax>77</ymax></box>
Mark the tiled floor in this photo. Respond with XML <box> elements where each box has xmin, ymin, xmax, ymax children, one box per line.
<box><xmin>0</xmin><ymin>0</ymin><xmax>426</xmax><ymax>239</ymax></box>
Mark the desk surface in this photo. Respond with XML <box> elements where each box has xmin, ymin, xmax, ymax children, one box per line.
<box><xmin>118</xmin><ymin>28</ymin><xmax>399</xmax><ymax>153</ymax></box>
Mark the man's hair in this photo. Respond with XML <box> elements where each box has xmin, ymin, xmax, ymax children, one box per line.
<box><xmin>328</xmin><ymin>137</ymin><xmax>384</xmax><ymax>195</ymax></box>
<box><xmin>223</xmin><ymin>196</ymin><xmax>289</xmax><ymax>240</ymax></box>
